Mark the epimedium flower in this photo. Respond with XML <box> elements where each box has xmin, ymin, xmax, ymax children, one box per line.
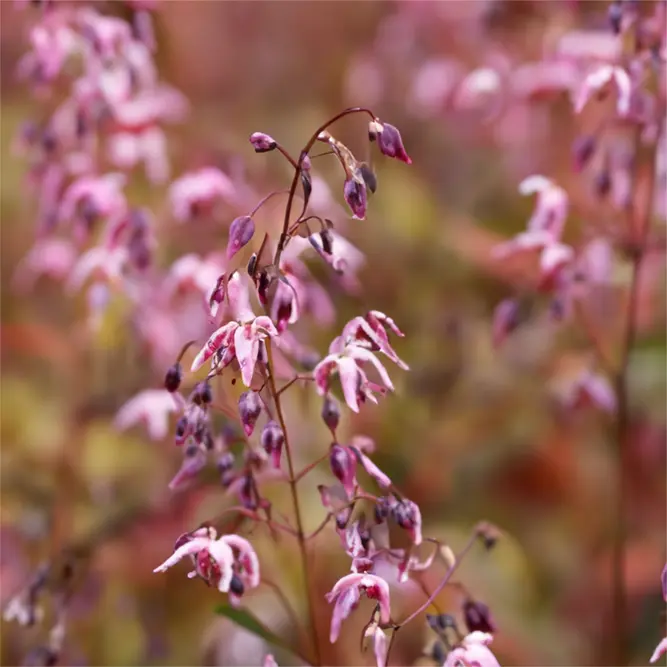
<box><xmin>114</xmin><ymin>389</ymin><xmax>181</xmax><ymax>440</ymax></box>
<box><xmin>190</xmin><ymin>316</ymin><xmax>278</xmax><ymax>386</ymax></box>
<box><xmin>443</xmin><ymin>632</ymin><xmax>501</xmax><ymax>667</ymax></box>
<box><xmin>325</xmin><ymin>572</ymin><xmax>391</xmax><ymax>643</ymax></box>
<box><xmin>169</xmin><ymin>167</ymin><xmax>236</xmax><ymax>222</ymax></box>
<box><xmin>153</xmin><ymin>526</ymin><xmax>260</xmax><ymax>600</ymax></box>
<box><xmin>573</xmin><ymin>64</ymin><xmax>632</xmax><ymax>118</ymax></box>
<box><xmin>313</xmin><ymin>341</ymin><xmax>395</xmax><ymax>413</ymax></box>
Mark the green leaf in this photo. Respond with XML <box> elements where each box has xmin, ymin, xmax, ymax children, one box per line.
<box><xmin>215</xmin><ymin>605</ymin><xmax>308</xmax><ymax>664</ymax></box>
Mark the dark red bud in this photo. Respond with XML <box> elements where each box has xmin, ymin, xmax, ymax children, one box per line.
<box><xmin>174</xmin><ymin>416</ymin><xmax>189</xmax><ymax>445</ymax></box>
<box><xmin>192</xmin><ymin>382</ymin><xmax>212</xmax><ymax>406</ymax></box>
<box><xmin>321</xmin><ymin>395</ymin><xmax>340</xmax><ymax>433</ymax></box>
<box><xmin>329</xmin><ymin>443</ymin><xmax>355</xmax><ymax>489</ymax></box>
<box><xmin>343</xmin><ymin>178</ymin><xmax>367</xmax><ymax>220</ymax></box>
<box><xmin>572</xmin><ymin>135</ymin><xmax>596</xmax><ymax>172</ymax></box>
<box><xmin>238</xmin><ymin>391</ymin><xmax>262</xmax><ymax>436</ymax></box>
<box><xmin>463</xmin><ymin>599</ymin><xmax>496</xmax><ymax>634</ymax></box>
<box><xmin>392</xmin><ymin>500</ymin><xmax>417</xmax><ymax>530</ymax></box>
<box><xmin>164</xmin><ymin>363</ymin><xmax>182</xmax><ymax>392</ymax></box>
<box><xmin>249</xmin><ymin>132</ymin><xmax>277</xmax><ymax>153</ymax></box>
<box><xmin>260</xmin><ymin>420</ymin><xmax>285</xmax><ymax>468</ymax></box>
<box><xmin>226</xmin><ymin>216</ymin><xmax>255</xmax><ymax>260</ymax></box>
<box><xmin>376</xmin><ymin>122</ymin><xmax>412</xmax><ymax>165</ymax></box>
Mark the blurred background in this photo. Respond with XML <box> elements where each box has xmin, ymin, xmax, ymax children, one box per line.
<box><xmin>1</xmin><ymin>1</ymin><xmax>665</xmax><ymax>665</ymax></box>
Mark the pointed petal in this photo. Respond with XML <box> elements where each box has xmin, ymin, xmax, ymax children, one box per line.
<box><xmin>347</xmin><ymin>346</ymin><xmax>394</xmax><ymax>391</ymax></box>
<box><xmin>337</xmin><ymin>356</ymin><xmax>361</xmax><ymax>413</ymax></box>
<box><xmin>153</xmin><ymin>537</ymin><xmax>211</xmax><ymax>573</ymax></box>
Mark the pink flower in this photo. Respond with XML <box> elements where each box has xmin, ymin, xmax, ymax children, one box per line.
<box><xmin>114</xmin><ymin>389</ymin><xmax>180</xmax><ymax>440</ymax></box>
<box><xmin>153</xmin><ymin>527</ymin><xmax>260</xmax><ymax>597</ymax></box>
<box><xmin>313</xmin><ymin>342</ymin><xmax>395</xmax><ymax>413</ymax></box>
<box><xmin>13</xmin><ymin>238</ymin><xmax>76</xmax><ymax>292</ymax></box>
<box><xmin>191</xmin><ymin>316</ymin><xmax>278</xmax><ymax>386</ymax></box>
<box><xmin>519</xmin><ymin>176</ymin><xmax>568</xmax><ymax>240</ymax></box>
<box><xmin>59</xmin><ymin>173</ymin><xmax>128</xmax><ymax>230</ymax></box>
<box><xmin>169</xmin><ymin>168</ymin><xmax>236</xmax><ymax>222</ymax></box>
<box><xmin>559</xmin><ymin>369</ymin><xmax>616</xmax><ymax>414</ymax></box>
<box><xmin>66</xmin><ymin>245</ymin><xmax>128</xmax><ymax>292</ymax></box>
<box><xmin>337</xmin><ymin>312</ymin><xmax>408</xmax><ymax>370</ymax></box>
<box><xmin>325</xmin><ymin>573</ymin><xmax>390</xmax><ymax>643</ymax></box>
<box><xmin>162</xmin><ymin>253</ymin><xmax>224</xmax><ymax>303</ymax></box>
<box><xmin>574</xmin><ymin>65</ymin><xmax>632</xmax><ymax>117</ymax></box>
<box><xmin>444</xmin><ymin>632</ymin><xmax>501</xmax><ymax>667</ymax></box>
<box><xmin>107</xmin><ymin>126</ymin><xmax>169</xmax><ymax>184</ymax></box>
<box><xmin>77</xmin><ymin>9</ymin><xmax>133</xmax><ymax>61</ymax></box>
<box><xmin>364</xmin><ymin>625</ymin><xmax>389</xmax><ymax>667</ymax></box>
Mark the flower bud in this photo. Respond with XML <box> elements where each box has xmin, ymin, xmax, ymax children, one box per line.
<box><xmin>249</xmin><ymin>132</ymin><xmax>277</xmax><ymax>153</ymax></box>
<box><xmin>238</xmin><ymin>391</ymin><xmax>262</xmax><ymax>436</ymax></box>
<box><xmin>374</xmin><ymin>121</ymin><xmax>412</xmax><ymax>164</ymax></box>
<box><xmin>392</xmin><ymin>499</ymin><xmax>423</xmax><ymax>544</ymax></box>
<box><xmin>359</xmin><ymin>163</ymin><xmax>377</xmax><ymax>194</ymax></box>
<box><xmin>492</xmin><ymin>298</ymin><xmax>521</xmax><ymax>348</ymax></box>
<box><xmin>608</xmin><ymin>1</ymin><xmax>623</xmax><ymax>34</ymax></box>
<box><xmin>164</xmin><ymin>363</ymin><xmax>182</xmax><ymax>392</ymax></box>
<box><xmin>217</xmin><ymin>451</ymin><xmax>235</xmax><ymax>472</ymax></box>
<box><xmin>260</xmin><ymin>420</ymin><xmax>284</xmax><ymax>468</ymax></box>
<box><xmin>343</xmin><ymin>177</ymin><xmax>367</xmax><ymax>220</ymax></box>
<box><xmin>330</xmin><ymin>443</ymin><xmax>356</xmax><ymax>496</ymax></box>
<box><xmin>174</xmin><ymin>416</ymin><xmax>189</xmax><ymax>445</ymax></box>
<box><xmin>192</xmin><ymin>382</ymin><xmax>212</xmax><ymax>406</ymax></box>
<box><xmin>463</xmin><ymin>599</ymin><xmax>496</xmax><ymax>634</ymax></box>
<box><xmin>168</xmin><ymin>444</ymin><xmax>207</xmax><ymax>490</ymax></box>
<box><xmin>226</xmin><ymin>216</ymin><xmax>255</xmax><ymax>260</ymax></box>
<box><xmin>321</xmin><ymin>395</ymin><xmax>340</xmax><ymax>433</ymax></box>
<box><xmin>594</xmin><ymin>170</ymin><xmax>612</xmax><ymax>198</ymax></box>
<box><xmin>572</xmin><ymin>135</ymin><xmax>596</xmax><ymax>172</ymax></box>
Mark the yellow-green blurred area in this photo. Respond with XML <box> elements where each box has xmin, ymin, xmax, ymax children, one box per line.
<box><xmin>1</xmin><ymin>2</ymin><xmax>665</xmax><ymax>666</ymax></box>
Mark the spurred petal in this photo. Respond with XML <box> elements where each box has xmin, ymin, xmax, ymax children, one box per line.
<box><xmin>330</xmin><ymin>585</ymin><xmax>361</xmax><ymax>643</ymax></box>
<box><xmin>206</xmin><ymin>538</ymin><xmax>236</xmax><ymax>592</ymax></box>
<box><xmin>234</xmin><ymin>324</ymin><xmax>259</xmax><ymax>387</ymax></box>
<box><xmin>153</xmin><ymin>537</ymin><xmax>212</xmax><ymax>573</ymax></box>
<box><xmin>651</xmin><ymin>638</ymin><xmax>667</xmax><ymax>664</ymax></box>
<box><xmin>191</xmin><ymin>322</ymin><xmax>238</xmax><ymax>372</ymax></box>
<box><xmin>347</xmin><ymin>346</ymin><xmax>395</xmax><ymax>392</ymax></box>
<box><xmin>222</xmin><ymin>534</ymin><xmax>260</xmax><ymax>589</ymax></box>
<box><xmin>357</xmin><ymin>452</ymin><xmax>392</xmax><ymax>489</ymax></box>
<box><xmin>338</xmin><ymin>356</ymin><xmax>362</xmax><ymax>413</ymax></box>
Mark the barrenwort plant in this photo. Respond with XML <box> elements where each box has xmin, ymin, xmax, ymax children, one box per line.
<box><xmin>3</xmin><ymin>1</ymin><xmax>665</xmax><ymax>666</ymax></box>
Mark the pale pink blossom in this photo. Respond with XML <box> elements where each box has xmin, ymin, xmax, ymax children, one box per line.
<box><xmin>326</xmin><ymin>573</ymin><xmax>390</xmax><ymax>643</ymax></box>
<box><xmin>519</xmin><ymin>175</ymin><xmax>569</xmax><ymax>239</ymax></box>
<box><xmin>77</xmin><ymin>9</ymin><xmax>133</xmax><ymax>61</ymax></box>
<box><xmin>558</xmin><ymin>370</ymin><xmax>616</xmax><ymax>414</ymax></box>
<box><xmin>444</xmin><ymin>632</ymin><xmax>501</xmax><ymax>667</ymax></box>
<box><xmin>314</xmin><ymin>342</ymin><xmax>395</xmax><ymax>413</ymax></box>
<box><xmin>191</xmin><ymin>316</ymin><xmax>278</xmax><ymax>386</ymax></box>
<box><xmin>114</xmin><ymin>389</ymin><xmax>180</xmax><ymax>440</ymax></box>
<box><xmin>169</xmin><ymin>168</ymin><xmax>236</xmax><ymax>222</ymax></box>
<box><xmin>263</xmin><ymin>655</ymin><xmax>278</xmax><ymax>667</ymax></box>
<box><xmin>13</xmin><ymin>238</ymin><xmax>76</xmax><ymax>292</ymax></box>
<box><xmin>107</xmin><ymin>126</ymin><xmax>169</xmax><ymax>184</ymax></box>
<box><xmin>163</xmin><ymin>253</ymin><xmax>225</xmax><ymax>303</ymax></box>
<box><xmin>574</xmin><ymin>65</ymin><xmax>632</xmax><ymax>117</ymax></box>
<box><xmin>153</xmin><ymin>527</ymin><xmax>260</xmax><ymax>596</ymax></box>
<box><xmin>59</xmin><ymin>173</ymin><xmax>127</xmax><ymax>228</ymax></box>
<box><xmin>66</xmin><ymin>245</ymin><xmax>128</xmax><ymax>292</ymax></box>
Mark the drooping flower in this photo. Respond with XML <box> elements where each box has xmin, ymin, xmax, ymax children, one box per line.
<box><xmin>153</xmin><ymin>527</ymin><xmax>260</xmax><ymax>599</ymax></box>
<box><xmin>574</xmin><ymin>64</ymin><xmax>632</xmax><ymax>117</ymax></box>
<box><xmin>169</xmin><ymin>167</ymin><xmax>236</xmax><ymax>222</ymax></box>
<box><xmin>443</xmin><ymin>632</ymin><xmax>501</xmax><ymax>667</ymax></box>
<box><xmin>190</xmin><ymin>316</ymin><xmax>278</xmax><ymax>386</ymax></box>
<box><xmin>369</xmin><ymin>119</ymin><xmax>412</xmax><ymax>165</ymax></box>
<box><xmin>114</xmin><ymin>389</ymin><xmax>181</xmax><ymax>440</ymax></box>
<box><xmin>313</xmin><ymin>341</ymin><xmax>395</xmax><ymax>413</ymax></box>
<box><xmin>364</xmin><ymin>624</ymin><xmax>389</xmax><ymax>667</ymax></box>
<box><xmin>325</xmin><ymin>573</ymin><xmax>391</xmax><ymax>643</ymax></box>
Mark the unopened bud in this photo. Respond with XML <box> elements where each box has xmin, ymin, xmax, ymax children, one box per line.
<box><xmin>174</xmin><ymin>416</ymin><xmax>189</xmax><ymax>445</ymax></box>
<box><xmin>226</xmin><ymin>216</ymin><xmax>255</xmax><ymax>260</ymax></box>
<box><xmin>192</xmin><ymin>382</ymin><xmax>212</xmax><ymax>406</ymax></box>
<box><xmin>229</xmin><ymin>573</ymin><xmax>245</xmax><ymax>596</ymax></box>
<box><xmin>374</xmin><ymin>120</ymin><xmax>412</xmax><ymax>165</ymax></box>
<box><xmin>321</xmin><ymin>395</ymin><xmax>340</xmax><ymax>432</ymax></box>
<box><xmin>343</xmin><ymin>178</ymin><xmax>367</xmax><ymax>220</ymax></box>
<box><xmin>239</xmin><ymin>473</ymin><xmax>257</xmax><ymax>510</ymax></box>
<box><xmin>572</xmin><ymin>135</ymin><xmax>596</xmax><ymax>172</ymax></box>
<box><xmin>463</xmin><ymin>599</ymin><xmax>496</xmax><ymax>634</ymax></box>
<box><xmin>164</xmin><ymin>363</ymin><xmax>182</xmax><ymax>392</ymax></box>
<box><xmin>594</xmin><ymin>170</ymin><xmax>612</xmax><ymax>198</ymax></box>
<box><xmin>249</xmin><ymin>132</ymin><xmax>277</xmax><ymax>153</ymax></box>
<box><xmin>238</xmin><ymin>391</ymin><xmax>262</xmax><ymax>436</ymax></box>
<box><xmin>260</xmin><ymin>420</ymin><xmax>284</xmax><ymax>468</ymax></box>
<box><xmin>329</xmin><ymin>443</ymin><xmax>356</xmax><ymax>494</ymax></box>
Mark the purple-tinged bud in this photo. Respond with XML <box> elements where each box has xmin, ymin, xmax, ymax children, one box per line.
<box><xmin>249</xmin><ymin>132</ymin><xmax>277</xmax><ymax>153</ymax></box>
<box><xmin>192</xmin><ymin>382</ymin><xmax>213</xmax><ymax>406</ymax></box>
<box><xmin>238</xmin><ymin>391</ymin><xmax>262</xmax><ymax>437</ymax></box>
<box><xmin>373</xmin><ymin>120</ymin><xmax>412</xmax><ymax>165</ymax></box>
<box><xmin>343</xmin><ymin>177</ymin><xmax>367</xmax><ymax>220</ymax></box>
<box><xmin>426</xmin><ymin>613</ymin><xmax>458</xmax><ymax>634</ymax></box>
<box><xmin>594</xmin><ymin>170</ymin><xmax>612</xmax><ymax>198</ymax></box>
<box><xmin>227</xmin><ymin>216</ymin><xmax>255</xmax><ymax>260</ymax></box>
<box><xmin>358</xmin><ymin>163</ymin><xmax>377</xmax><ymax>194</ymax></box>
<box><xmin>239</xmin><ymin>473</ymin><xmax>258</xmax><ymax>510</ymax></box>
<box><xmin>335</xmin><ymin>506</ymin><xmax>352</xmax><ymax>530</ymax></box>
<box><xmin>392</xmin><ymin>499</ymin><xmax>423</xmax><ymax>544</ymax></box>
<box><xmin>329</xmin><ymin>443</ymin><xmax>357</xmax><ymax>496</ymax></box>
<box><xmin>174</xmin><ymin>416</ymin><xmax>189</xmax><ymax>445</ymax></box>
<box><xmin>492</xmin><ymin>298</ymin><xmax>521</xmax><ymax>348</ymax></box>
<box><xmin>432</xmin><ymin>641</ymin><xmax>446</xmax><ymax>664</ymax></box>
<box><xmin>168</xmin><ymin>444</ymin><xmax>207</xmax><ymax>490</ymax></box>
<box><xmin>608</xmin><ymin>1</ymin><xmax>623</xmax><ymax>34</ymax></box>
<box><xmin>463</xmin><ymin>599</ymin><xmax>496</xmax><ymax>634</ymax></box>
<box><xmin>217</xmin><ymin>451</ymin><xmax>235</xmax><ymax>473</ymax></box>
<box><xmin>321</xmin><ymin>395</ymin><xmax>340</xmax><ymax>433</ymax></box>
<box><xmin>572</xmin><ymin>135</ymin><xmax>596</xmax><ymax>172</ymax></box>
<box><xmin>229</xmin><ymin>573</ymin><xmax>245</xmax><ymax>596</ymax></box>
<box><xmin>374</xmin><ymin>496</ymin><xmax>391</xmax><ymax>523</ymax></box>
<box><xmin>164</xmin><ymin>363</ymin><xmax>182</xmax><ymax>392</ymax></box>
<box><xmin>260</xmin><ymin>420</ymin><xmax>284</xmax><ymax>469</ymax></box>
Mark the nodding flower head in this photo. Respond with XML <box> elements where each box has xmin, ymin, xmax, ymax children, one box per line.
<box><xmin>153</xmin><ymin>527</ymin><xmax>260</xmax><ymax>598</ymax></box>
<box><xmin>369</xmin><ymin>119</ymin><xmax>412</xmax><ymax>165</ymax></box>
<box><xmin>325</xmin><ymin>572</ymin><xmax>391</xmax><ymax>643</ymax></box>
